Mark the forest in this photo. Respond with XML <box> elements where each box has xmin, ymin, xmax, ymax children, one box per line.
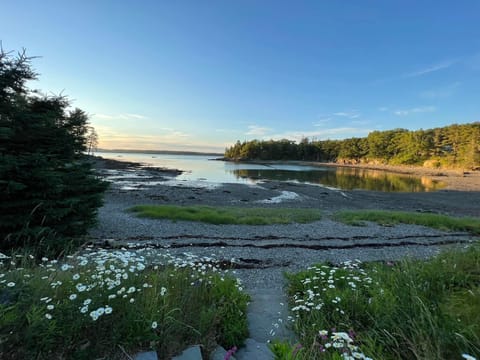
<box><xmin>224</xmin><ymin>123</ymin><xmax>480</xmax><ymax>169</ymax></box>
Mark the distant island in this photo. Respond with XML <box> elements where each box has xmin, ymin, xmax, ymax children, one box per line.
<box><xmin>97</xmin><ymin>149</ymin><xmax>223</xmax><ymax>157</ymax></box>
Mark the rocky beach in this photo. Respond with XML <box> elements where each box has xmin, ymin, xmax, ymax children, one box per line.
<box><xmin>88</xmin><ymin>157</ymin><xmax>480</xmax><ymax>358</ymax></box>
<box><xmin>90</xmin><ymin>155</ymin><xmax>480</xmax><ymax>289</ymax></box>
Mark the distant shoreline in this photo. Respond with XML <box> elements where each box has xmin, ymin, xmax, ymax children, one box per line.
<box><xmin>96</xmin><ymin>149</ymin><xmax>223</xmax><ymax>157</ymax></box>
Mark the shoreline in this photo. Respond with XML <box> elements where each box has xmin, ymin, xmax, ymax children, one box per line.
<box><xmin>221</xmin><ymin>159</ymin><xmax>480</xmax><ymax>192</ymax></box>
<box><xmin>91</xmin><ymin>156</ymin><xmax>480</xmax><ymax>291</ymax></box>
<box><xmin>93</xmin><ymin>154</ymin><xmax>480</xmax><ymax>192</ymax></box>
<box><xmin>89</xmin><ymin>155</ymin><xmax>183</xmax><ymax>176</ymax></box>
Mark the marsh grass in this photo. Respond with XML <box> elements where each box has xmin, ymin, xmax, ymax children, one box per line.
<box><xmin>129</xmin><ymin>205</ymin><xmax>322</xmax><ymax>225</ymax></box>
<box><xmin>283</xmin><ymin>245</ymin><xmax>480</xmax><ymax>359</ymax></box>
<box><xmin>0</xmin><ymin>247</ymin><xmax>249</xmax><ymax>359</ymax></box>
<box><xmin>334</xmin><ymin>210</ymin><xmax>480</xmax><ymax>234</ymax></box>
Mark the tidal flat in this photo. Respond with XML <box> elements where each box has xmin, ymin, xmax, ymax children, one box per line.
<box><xmin>90</xmin><ymin>156</ymin><xmax>480</xmax><ymax>290</ymax></box>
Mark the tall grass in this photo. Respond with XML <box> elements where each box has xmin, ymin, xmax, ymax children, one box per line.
<box><xmin>334</xmin><ymin>210</ymin><xmax>480</xmax><ymax>234</ymax></box>
<box><xmin>0</xmin><ymin>247</ymin><xmax>249</xmax><ymax>359</ymax></box>
<box><xmin>280</xmin><ymin>245</ymin><xmax>480</xmax><ymax>359</ymax></box>
<box><xmin>129</xmin><ymin>205</ymin><xmax>322</xmax><ymax>225</ymax></box>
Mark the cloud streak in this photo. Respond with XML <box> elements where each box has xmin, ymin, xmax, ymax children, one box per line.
<box><xmin>94</xmin><ymin>113</ymin><xmax>148</xmax><ymax>120</ymax></box>
<box><xmin>94</xmin><ymin>125</ymin><xmax>191</xmax><ymax>148</ymax></box>
<box><xmin>404</xmin><ymin>60</ymin><xmax>456</xmax><ymax>78</ymax></box>
<box><xmin>394</xmin><ymin>106</ymin><xmax>436</xmax><ymax>116</ymax></box>
<box><xmin>333</xmin><ymin>110</ymin><xmax>360</xmax><ymax>119</ymax></box>
<box><xmin>271</xmin><ymin>127</ymin><xmax>372</xmax><ymax>142</ymax></box>
<box><xmin>245</xmin><ymin>125</ymin><xmax>272</xmax><ymax>136</ymax></box>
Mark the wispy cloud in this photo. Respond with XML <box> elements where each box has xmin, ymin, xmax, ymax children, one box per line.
<box><xmin>333</xmin><ymin>110</ymin><xmax>360</xmax><ymax>119</ymax></box>
<box><xmin>271</xmin><ymin>127</ymin><xmax>372</xmax><ymax>142</ymax></box>
<box><xmin>94</xmin><ymin>125</ymin><xmax>190</xmax><ymax>145</ymax></box>
<box><xmin>349</xmin><ymin>119</ymin><xmax>371</xmax><ymax>126</ymax></box>
<box><xmin>394</xmin><ymin>106</ymin><xmax>436</xmax><ymax>116</ymax></box>
<box><xmin>245</xmin><ymin>125</ymin><xmax>272</xmax><ymax>136</ymax></box>
<box><xmin>419</xmin><ymin>82</ymin><xmax>461</xmax><ymax>99</ymax></box>
<box><xmin>313</xmin><ymin>117</ymin><xmax>332</xmax><ymax>126</ymax></box>
<box><xmin>378</xmin><ymin>107</ymin><xmax>389</xmax><ymax>112</ymax></box>
<box><xmin>94</xmin><ymin>113</ymin><xmax>148</xmax><ymax>120</ymax></box>
<box><xmin>404</xmin><ymin>60</ymin><xmax>457</xmax><ymax>78</ymax></box>
<box><xmin>215</xmin><ymin>128</ymin><xmax>240</xmax><ymax>134</ymax></box>
<box><xmin>92</xmin><ymin>123</ymin><xmax>231</xmax><ymax>152</ymax></box>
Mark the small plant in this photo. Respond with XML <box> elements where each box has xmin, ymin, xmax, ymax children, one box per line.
<box><xmin>270</xmin><ymin>341</ymin><xmax>304</xmax><ymax>360</ymax></box>
<box><xmin>284</xmin><ymin>245</ymin><xmax>480</xmax><ymax>359</ymax></box>
<box><xmin>129</xmin><ymin>205</ymin><xmax>322</xmax><ymax>225</ymax></box>
<box><xmin>334</xmin><ymin>210</ymin><xmax>480</xmax><ymax>234</ymax></box>
<box><xmin>0</xmin><ymin>246</ymin><xmax>249</xmax><ymax>359</ymax></box>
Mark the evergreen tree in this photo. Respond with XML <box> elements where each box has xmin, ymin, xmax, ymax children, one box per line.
<box><xmin>0</xmin><ymin>49</ymin><xmax>108</xmax><ymax>256</ymax></box>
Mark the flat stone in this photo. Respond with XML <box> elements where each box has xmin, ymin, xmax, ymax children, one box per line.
<box><xmin>134</xmin><ymin>351</ymin><xmax>158</xmax><ymax>360</ymax></box>
<box><xmin>246</xmin><ymin>287</ymin><xmax>294</xmax><ymax>342</ymax></box>
<box><xmin>235</xmin><ymin>338</ymin><xmax>274</xmax><ymax>360</ymax></box>
<box><xmin>172</xmin><ymin>345</ymin><xmax>203</xmax><ymax>360</ymax></box>
<box><xmin>209</xmin><ymin>345</ymin><xmax>236</xmax><ymax>360</ymax></box>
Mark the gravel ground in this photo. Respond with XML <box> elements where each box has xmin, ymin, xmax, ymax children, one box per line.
<box><xmin>89</xmin><ymin>159</ymin><xmax>480</xmax><ymax>289</ymax></box>
<box><xmin>87</xmin><ymin>158</ymin><xmax>480</xmax><ymax>349</ymax></box>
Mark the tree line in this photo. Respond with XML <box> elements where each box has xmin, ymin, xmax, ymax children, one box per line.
<box><xmin>224</xmin><ymin>123</ymin><xmax>480</xmax><ymax>169</ymax></box>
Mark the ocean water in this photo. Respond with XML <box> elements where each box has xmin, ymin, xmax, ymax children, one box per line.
<box><xmin>96</xmin><ymin>151</ymin><xmax>444</xmax><ymax>192</ymax></box>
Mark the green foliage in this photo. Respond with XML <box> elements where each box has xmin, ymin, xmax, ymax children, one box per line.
<box><xmin>334</xmin><ymin>210</ymin><xmax>480</xmax><ymax>234</ymax></box>
<box><xmin>224</xmin><ymin>123</ymin><xmax>480</xmax><ymax>169</ymax></box>
<box><xmin>284</xmin><ymin>245</ymin><xmax>480</xmax><ymax>359</ymax></box>
<box><xmin>0</xmin><ymin>248</ymin><xmax>249</xmax><ymax>359</ymax></box>
<box><xmin>0</xmin><ymin>49</ymin><xmax>108</xmax><ymax>257</ymax></box>
<box><xmin>129</xmin><ymin>205</ymin><xmax>322</xmax><ymax>225</ymax></box>
<box><xmin>270</xmin><ymin>340</ymin><xmax>305</xmax><ymax>360</ymax></box>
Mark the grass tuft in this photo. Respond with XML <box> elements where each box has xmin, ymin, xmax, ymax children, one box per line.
<box><xmin>334</xmin><ymin>210</ymin><xmax>480</xmax><ymax>234</ymax></box>
<box><xmin>129</xmin><ymin>205</ymin><xmax>322</xmax><ymax>225</ymax></box>
<box><xmin>282</xmin><ymin>245</ymin><xmax>480</xmax><ymax>359</ymax></box>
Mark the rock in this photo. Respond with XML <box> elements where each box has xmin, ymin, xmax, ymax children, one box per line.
<box><xmin>245</xmin><ymin>288</ymin><xmax>294</xmax><ymax>342</ymax></box>
<box><xmin>235</xmin><ymin>339</ymin><xmax>273</xmax><ymax>360</ymax></box>
<box><xmin>209</xmin><ymin>345</ymin><xmax>236</xmax><ymax>360</ymax></box>
<box><xmin>172</xmin><ymin>345</ymin><xmax>203</xmax><ymax>360</ymax></box>
<box><xmin>134</xmin><ymin>351</ymin><xmax>158</xmax><ymax>360</ymax></box>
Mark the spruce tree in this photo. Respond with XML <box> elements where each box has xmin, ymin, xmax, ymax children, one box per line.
<box><xmin>0</xmin><ymin>49</ymin><xmax>108</xmax><ymax>257</ymax></box>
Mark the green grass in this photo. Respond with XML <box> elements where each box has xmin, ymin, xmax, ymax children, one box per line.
<box><xmin>334</xmin><ymin>210</ymin><xmax>480</xmax><ymax>234</ymax></box>
<box><xmin>279</xmin><ymin>245</ymin><xmax>480</xmax><ymax>360</ymax></box>
<box><xmin>129</xmin><ymin>205</ymin><xmax>322</xmax><ymax>225</ymax></box>
<box><xmin>0</xmin><ymin>248</ymin><xmax>249</xmax><ymax>359</ymax></box>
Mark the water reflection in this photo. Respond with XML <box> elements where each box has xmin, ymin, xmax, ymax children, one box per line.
<box><xmin>229</xmin><ymin>167</ymin><xmax>445</xmax><ymax>192</ymax></box>
<box><xmin>96</xmin><ymin>152</ymin><xmax>445</xmax><ymax>192</ymax></box>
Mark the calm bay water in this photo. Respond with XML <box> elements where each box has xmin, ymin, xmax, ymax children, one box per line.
<box><xmin>96</xmin><ymin>151</ymin><xmax>444</xmax><ymax>192</ymax></box>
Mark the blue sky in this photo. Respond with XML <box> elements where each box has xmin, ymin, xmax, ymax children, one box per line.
<box><xmin>2</xmin><ymin>1</ymin><xmax>480</xmax><ymax>152</ymax></box>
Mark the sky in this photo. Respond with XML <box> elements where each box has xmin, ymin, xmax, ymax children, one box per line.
<box><xmin>1</xmin><ymin>1</ymin><xmax>480</xmax><ymax>153</ymax></box>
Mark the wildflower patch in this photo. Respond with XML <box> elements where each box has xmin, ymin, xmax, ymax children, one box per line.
<box><xmin>0</xmin><ymin>245</ymin><xmax>249</xmax><ymax>359</ymax></box>
<box><xmin>281</xmin><ymin>245</ymin><xmax>480</xmax><ymax>359</ymax></box>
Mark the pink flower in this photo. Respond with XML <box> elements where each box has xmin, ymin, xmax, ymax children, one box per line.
<box><xmin>224</xmin><ymin>346</ymin><xmax>237</xmax><ymax>360</ymax></box>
